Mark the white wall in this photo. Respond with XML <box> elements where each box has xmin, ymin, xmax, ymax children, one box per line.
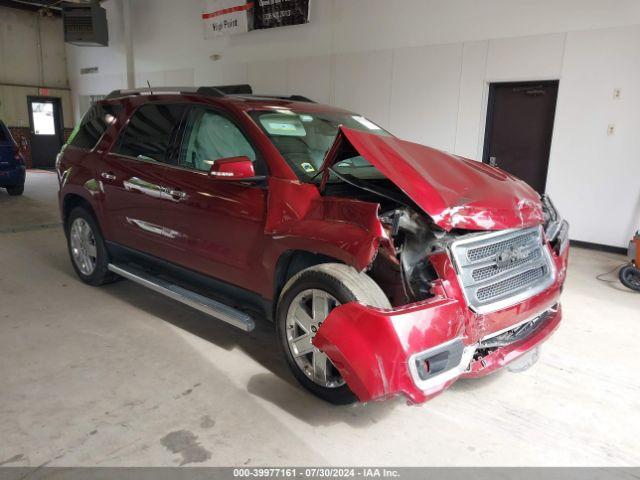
<box><xmin>65</xmin><ymin>0</ymin><xmax>640</xmax><ymax>248</ymax></box>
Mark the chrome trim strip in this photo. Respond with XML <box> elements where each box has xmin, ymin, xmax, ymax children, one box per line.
<box><xmin>480</xmin><ymin>305</ymin><xmax>557</xmax><ymax>341</ymax></box>
<box><xmin>108</xmin><ymin>263</ymin><xmax>255</xmax><ymax>332</ymax></box>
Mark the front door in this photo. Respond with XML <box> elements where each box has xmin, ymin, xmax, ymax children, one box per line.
<box><xmin>28</xmin><ymin>96</ymin><xmax>64</xmax><ymax>169</ymax></box>
<box><xmin>483</xmin><ymin>81</ymin><xmax>559</xmax><ymax>193</ymax></box>
<box><xmin>157</xmin><ymin>106</ymin><xmax>268</xmax><ymax>293</ymax></box>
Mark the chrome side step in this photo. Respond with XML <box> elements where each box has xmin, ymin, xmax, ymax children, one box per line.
<box><xmin>108</xmin><ymin>263</ymin><xmax>255</xmax><ymax>332</ymax></box>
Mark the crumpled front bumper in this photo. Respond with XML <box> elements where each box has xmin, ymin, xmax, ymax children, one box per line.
<box><xmin>312</xmin><ymin>245</ymin><xmax>568</xmax><ymax>404</ymax></box>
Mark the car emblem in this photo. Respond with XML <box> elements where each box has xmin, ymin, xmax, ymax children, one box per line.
<box><xmin>495</xmin><ymin>245</ymin><xmax>528</xmax><ymax>268</ymax></box>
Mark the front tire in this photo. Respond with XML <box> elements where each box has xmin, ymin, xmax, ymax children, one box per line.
<box><xmin>276</xmin><ymin>263</ymin><xmax>391</xmax><ymax>405</ymax></box>
<box><xmin>6</xmin><ymin>185</ymin><xmax>24</xmax><ymax>196</ymax></box>
<box><xmin>66</xmin><ymin>206</ymin><xmax>117</xmax><ymax>286</ymax></box>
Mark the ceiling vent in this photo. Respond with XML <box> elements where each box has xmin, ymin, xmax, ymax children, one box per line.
<box><xmin>62</xmin><ymin>2</ymin><xmax>108</xmax><ymax>47</ymax></box>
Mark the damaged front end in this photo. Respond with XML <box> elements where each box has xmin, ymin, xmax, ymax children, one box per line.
<box><xmin>310</xmin><ymin>127</ymin><xmax>569</xmax><ymax>404</ymax></box>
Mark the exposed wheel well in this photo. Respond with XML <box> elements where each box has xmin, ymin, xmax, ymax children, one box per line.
<box><xmin>273</xmin><ymin>250</ymin><xmax>342</xmax><ymax>309</ymax></box>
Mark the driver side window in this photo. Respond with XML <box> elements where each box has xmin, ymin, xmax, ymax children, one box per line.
<box><xmin>180</xmin><ymin>109</ymin><xmax>256</xmax><ymax>172</ymax></box>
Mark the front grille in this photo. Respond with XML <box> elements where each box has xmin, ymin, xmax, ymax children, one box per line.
<box><xmin>449</xmin><ymin>226</ymin><xmax>555</xmax><ymax>313</ymax></box>
<box><xmin>476</xmin><ymin>266</ymin><xmax>545</xmax><ymax>301</ymax></box>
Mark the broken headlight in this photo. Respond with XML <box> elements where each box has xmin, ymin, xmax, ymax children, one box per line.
<box><xmin>542</xmin><ymin>195</ymin><xmax>569</xmax><ymax>254</ymax></box>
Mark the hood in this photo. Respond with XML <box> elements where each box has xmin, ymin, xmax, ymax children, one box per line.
<box><xmin>321</xmin><ymin>127</ymin><xmax>544</xmax><ymax>231</ymax></box>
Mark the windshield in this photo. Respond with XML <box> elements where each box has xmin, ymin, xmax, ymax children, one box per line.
<box><xmin>249</xmin><ymin>109</ymin><xmax>390</xmax><ymax>182</ymax></box>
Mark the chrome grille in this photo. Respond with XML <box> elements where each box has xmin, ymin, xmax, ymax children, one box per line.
<box><xmin>449</xmin><ymin>226</ymin><xmax>555</xmax><ymax>313</ymax></box>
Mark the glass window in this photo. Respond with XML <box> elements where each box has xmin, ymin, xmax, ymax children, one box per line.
<box><xmin>180</xmin><ymin>109</ymin><xmax>256</xmax><ymax>172</ymax></box>
<box><xmin>69</xmin><ymin>103</ymin><xmax>122</xmax><ymax>150</ymax></box>
<box><xmin>249</xmin><ymin>110</ymin><xmax>389</xmax><ymax>182</ymax></box>
<box><xmin>114</xmin><ymin>103</ymin><xmax>186</xmax><ymax>162</ymax></box>
<box><xmin>0</xmin><ymin>125</ymin><xmax>7</xmax><ymax>142</ymax></box>
<box><xmin>31</xmin><ymin>101</ymin><xmax>56</xmax><ymax>135</ymax></box>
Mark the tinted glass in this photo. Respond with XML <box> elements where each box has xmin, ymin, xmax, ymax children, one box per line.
<box><xmin>249</xmin><ymin>110</ymin><xmax>389</xmax><ymax>182</ymax></box>
<box><xmin>114</xmin><ymin>104</ymin><xmax>186</xmax><ymax>162</ymax></box>
<box><xmin>0</xmin><ymin>125</ymin><xmax>7</xmax><ymax>142</ymax></box>
<box><xmin>69</xmin><ymin>103</ymin><xmax>122</xmax><ymax>150</ymax></box>
<box><xmin>180</xmin><ymin>109</ymin><xmax>256</xmax><ymax>172</ymax></box>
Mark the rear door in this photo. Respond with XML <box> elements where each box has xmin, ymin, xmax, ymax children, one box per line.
<box><xmin>155</xmin><ymin>106</ymin><xmax>268</xmax><ymax>292</ymax></box>
<box><xmin>100</xmin><ymin>102</ymin><xmax>188</xmax><ymax>258</ymax></box>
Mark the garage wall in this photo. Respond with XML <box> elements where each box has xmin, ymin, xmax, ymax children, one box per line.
<box><xmin>0</xmin><ymin>6</ymin><xmax>73</xmax><ymax>168</ymax></box>
<box><xmin>65</xmin><ymin>0</ymin><xmax>640</xmax><ymax>248</ymax></box>
<box><xmin>0</xmin><ymin>6</ymin><xmax>72</xmax><ymax>128</ymax></box>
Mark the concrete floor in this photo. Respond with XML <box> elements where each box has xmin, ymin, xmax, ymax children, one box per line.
<box><xmin>1</xmin><ymin>172</ymin><xmax>639</xmax><ymax>467</ymax></box>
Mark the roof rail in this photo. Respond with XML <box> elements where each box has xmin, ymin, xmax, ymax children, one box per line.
<box><xmin>104</xmin><ymin>84</ymin><xmax>315</xmax><ymax>103</ymax></box>
<box><xmin>208</xmin><ymin>84</ymin><xmax>253</xmax><ymax>95</ymax></box>
<box><xmin>104</xmin><ymin>87</ymin><xmax>205</xmax><ymax>99</ymax></box>
<box><xmin>233</xmin><ymin>94</ymin><xmax>316</xmax><ymax>103</ymax></box>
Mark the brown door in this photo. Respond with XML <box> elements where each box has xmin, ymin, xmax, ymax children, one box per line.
<box><xmin>483</xmin><ymin>81</ymin><xmax>558</xmax><ymax>193</ymax></box>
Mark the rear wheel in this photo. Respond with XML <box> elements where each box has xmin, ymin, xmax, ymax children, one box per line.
<box><xmin>619</xmin><ymin>264</ymin><xmax>640</xmax><ymax>292</ymax></box>
<box><xmin>276</xmin><ymin>263</ymin><xmax>391</xmax><ymax>404</ymax></box>
<box><xmin>66</xmin><ymin>206</ymin><xmax>117</xmax><ymax>286</ymax></box>
<box><xmin>6</xmin><ymin>185</ymin><xmax>24</xmax><ymax>196</ymax></box>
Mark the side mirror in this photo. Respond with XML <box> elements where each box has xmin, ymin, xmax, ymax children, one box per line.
<box><xmin>208</xmin><ymin>156</ymin><xmax>262</xmax><ymax>181</ymax></box>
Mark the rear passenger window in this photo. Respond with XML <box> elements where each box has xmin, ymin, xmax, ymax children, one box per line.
<box><xmin>113</xmin><ymin>104</ymin><xmax>186</xmax><ymax>162</ymax></box>
<box><xmin>69</xmin><ymin>103</ymin><xmax>122</xmax><ymax>150</ymax></box>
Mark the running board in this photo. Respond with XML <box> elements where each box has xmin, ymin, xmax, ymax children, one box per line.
<box><xmin>108</xmin><ymin>263</ymin><xmax>255</xmax><ymax>332</ymax></box>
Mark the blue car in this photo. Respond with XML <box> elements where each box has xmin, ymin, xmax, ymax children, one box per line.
<box><xmin>0</xmin><ymin>121</ymin><xmax>25</xmax><ymax>196</ymax></box>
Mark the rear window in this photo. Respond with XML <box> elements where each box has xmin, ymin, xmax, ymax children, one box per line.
<box><xmin>113</xmin><ymin>103</ymin><xmax>186</xmax><ymax>162</ymax></box>
<box><xmin>69</xmin><ymin>103</ymin><xmax>122</xmax><ymax>150</ymax></box>
<box><xmin>0</xmin><ymin>128</ymin><xmax>7</xmax><ymax>142</ymax></box>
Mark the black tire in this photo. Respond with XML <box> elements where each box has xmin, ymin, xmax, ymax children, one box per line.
<box><xmin>619</xmin><ymin>264</ymin><xmax>640</xmax><ymax>292</ymax></box>
<box><xmin>66</xmin><ymin>206</ymin><xmax>118</xmax><ymax>286</ymax></box>
<box><xmin>6</xmin><ymin>185</ymin><xmax>24</xmax><ymax>196</ymax></box>
<box><xmin>276</xmin><ymin>263</ymin><xmax>391</xmax><ymax>405</ymax></box>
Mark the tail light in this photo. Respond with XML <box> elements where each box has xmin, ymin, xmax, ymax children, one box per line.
<box><xmin>13</xmin><ymin>144</ymin><xmax>24</xmax><ymax>165</ymax></box>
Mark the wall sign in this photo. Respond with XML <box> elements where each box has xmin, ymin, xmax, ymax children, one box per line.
<box><xmin>253</xmin><ymin>0</ymin><xmax>310</xmax><ymax>30</ymax></box>
<box><xmin>202</xmin><ymin>0</ymin><xmax>253</xmax><ymax>38</ymax></box>
<box><xmin>202</xmin><ymin>0</ymin><xmax>309</xmax><ymax>37</ymax></box>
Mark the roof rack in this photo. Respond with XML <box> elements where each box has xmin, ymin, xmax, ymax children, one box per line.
<box><xmin>104</xmin><ymin>84</ymin><xmax>315</xmax><ymax>103</ymax></box>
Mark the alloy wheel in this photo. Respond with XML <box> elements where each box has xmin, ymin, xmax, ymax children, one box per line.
<box><xmin>285</xmin><ymin>289</ymin><xmax>345</xmax><ymax>388</ymax></box>
<box><xmin>69</xmin><ymin>217</ymin><xmax>98</xmax><ymax>276</ymax></box>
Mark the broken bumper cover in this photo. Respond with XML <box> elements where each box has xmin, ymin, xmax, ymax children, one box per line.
<box><xmin>313</xmin><ymin>248</ymin><xmax>567</xmax><ymax>404</ymax></box>
<box><xmin>313</xmin><ymin>299</ymin><xmax>561</xmax><ymax>404</ymax></box>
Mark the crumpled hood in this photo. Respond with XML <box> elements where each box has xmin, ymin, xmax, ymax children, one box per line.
<box><xmin>322</xmin><ymin>127</ymin><xmax>544</xmax><ymax>231</ymax></box>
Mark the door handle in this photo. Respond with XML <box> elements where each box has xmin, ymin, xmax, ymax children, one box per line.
<box><xmin>169</xmin><ymin>189</ymin><xmax>187</xmax><ymax>201</ymax></box>
<box><xmin>101</xmin><ymin>172</ymin><xmax>116</xmax><ymax>181</ymax></box>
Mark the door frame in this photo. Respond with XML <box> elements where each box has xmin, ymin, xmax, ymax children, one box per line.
<box><xmin>27</xmin><ymin>95</ymin><xmax>65</xmax><ymax>147</ymax></box>
<box><xmin>480</xmin><ymin>79</ymin><xmax>560</xmax><ymax>192</ymax></box>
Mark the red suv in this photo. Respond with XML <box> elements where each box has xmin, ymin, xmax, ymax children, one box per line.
<box><xmin>57</xmin><ymin>85</ymin><xmax>569</xmax><ymax>405</ymax></box>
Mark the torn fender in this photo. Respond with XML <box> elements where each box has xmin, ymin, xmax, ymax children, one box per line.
<box><xmin>312</xmin><ymin>297</ymin><xmax>467</xmax><ymax>404</ymax></box>
<box><xmin>321</xmin><ymin>127</ymin><xmax>544</xmax><ymax>232</ymax></box>
<box><xmin>265</xmin><ymin>177</ymin><xmax>392</xmax><ymax>271</ymax></box>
